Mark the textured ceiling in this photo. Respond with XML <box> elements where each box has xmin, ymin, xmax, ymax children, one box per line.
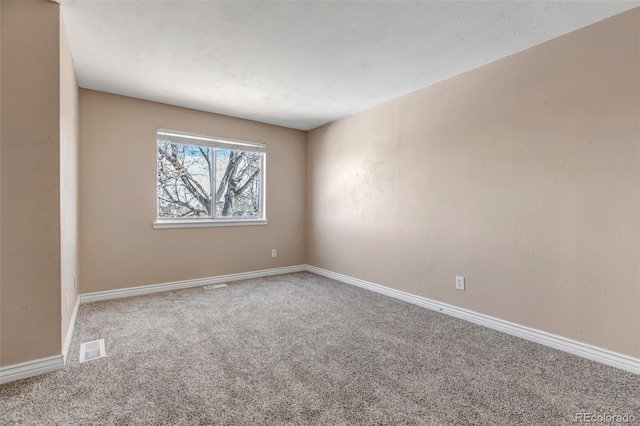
<box><xmin>59</xmin><ymin>1</ymin><xmax>639</xmax><ymax>131</ymax></box>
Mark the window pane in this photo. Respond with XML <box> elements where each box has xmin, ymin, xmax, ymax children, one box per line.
<box><xmin>215</xmin><ymin>149</ymin><xmax>263</xmax><ymax>218</ymax></box>
<box><xmin>157</xmin><ymin>142</ymin><xmax>212</xmax><ymax>218</ymax></box>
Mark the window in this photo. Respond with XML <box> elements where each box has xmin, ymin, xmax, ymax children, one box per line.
<box><xmin>154</xmin><ymin>129</ymin><xmax>266</xmax><ymax>229</ymax></box>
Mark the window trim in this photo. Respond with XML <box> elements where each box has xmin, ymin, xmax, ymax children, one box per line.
<box><xmin>157</xmin><ymin>129</ymin><xmax>266</xmax><ymax>153</ymax></box>
<box><xmin>153</xmin><ymin>219</ymin><xmax>268</xmax><ymax>230</ymax></box>
<box><xmin>155</xmin><ymin>129</ymin><xmax>267</xmax><ymax>227</ymax></box>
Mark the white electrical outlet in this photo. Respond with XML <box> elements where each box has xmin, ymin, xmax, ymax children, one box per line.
<box><xmin>271</xmin><ymin>249</ymin><xmax>277</xmax><ymax>258</ymax></box>
<box><xmin>455</xmin><ymin>276</ymin><xmax>465</xmax><ymax>291</ymax></box>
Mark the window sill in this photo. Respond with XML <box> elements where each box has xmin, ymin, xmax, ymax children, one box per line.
<box><xmin>153</xmin><ymin>219</ymin><xmax>268</xmax><ymax>229</ymax></box>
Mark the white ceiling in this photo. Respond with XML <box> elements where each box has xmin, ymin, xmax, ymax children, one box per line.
<box><xmin>59</xmin><ymin>1</ymin><xmax>639</xmax><ymax>131</ymax></box>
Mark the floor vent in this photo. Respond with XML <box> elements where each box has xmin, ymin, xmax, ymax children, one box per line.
<box><xmin>79</xmin><ymin>339</ymin><xmax>106</xmax><ymax>363</ymax></box>
<box><xmin>204</xmin><ymin>284</ymin><xmax>228</xmax><ymax>290</ymax></box>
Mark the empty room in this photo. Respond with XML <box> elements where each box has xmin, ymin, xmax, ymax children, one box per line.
<box><xmin>0</xmin><ymin>0</ymin><xmax>639</xmax><ymax>424</ymax></box>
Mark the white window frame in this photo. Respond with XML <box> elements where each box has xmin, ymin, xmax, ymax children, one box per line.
<box><xmin>154</xmin><ymin>128</ymin><xmax>267</xmax><ymax>229</ymax></box>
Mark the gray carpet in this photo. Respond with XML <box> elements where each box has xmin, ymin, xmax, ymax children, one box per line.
<box><xmin>1</xmin><ymin>272</ymin><xmax>638</xmax><ymax>425</ymax></box>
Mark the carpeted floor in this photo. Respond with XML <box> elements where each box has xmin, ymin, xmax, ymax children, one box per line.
<box><xmin>0</xmin><ymin>272</ymin><xmax>638</xmax><ymax>425</ymax></box>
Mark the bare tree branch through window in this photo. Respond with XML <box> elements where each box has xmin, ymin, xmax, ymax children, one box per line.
<box><xmin>157</xmin><ymin>139</ymin><xmax>264</xmax><ymax>220</ymax></box>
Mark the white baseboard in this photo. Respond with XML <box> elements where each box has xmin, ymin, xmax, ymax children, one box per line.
<box><xmin>62</xmin><ymin>296</ymin><xmax>81</xmax><ymax>363</ymax></box>
<box><xmin>73</xmin><ymin>263</ymin><xmax>639</xmax><ymax>375</ymax></box>
<box><xmin>80</xmin><ymin>265</ymin><xmax>307</xmax><ymax>304</ymax></box>
<box><xmin>0</xmin><ymin>355</ymin><xmax>64</xmax><ymax>384</ymax></box>
<box><xmin>1</xmin><ymin>297</ymin><xmax>78</xmax><ymax>384</ymax></box>
<box><xmin>305</xmin><ymin>265</ymin><xmax>640</xmax><ymax>375</ymax></box>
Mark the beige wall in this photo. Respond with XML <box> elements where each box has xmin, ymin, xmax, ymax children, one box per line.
<box><xmin>0</xmin><ymin>0</ymin><xmax>3</xmax><ymax>368</ymax></box>
<box><xmin>79</xmin><ymin>90</ymin><xmax>306</xmax><ymax>293</ymax></box>
<box><xmin>0</xmin><ymin>2</ymin><xmax>636</xmax><ymax>370</ymax></box>
<box><xmin>60</xmin><ymin>13</ymin><xmax>80</xmax><ymax>349</ymax></box>
<box><xmin>0</xmin><ymin>1</ymin><xmax>62</xmax><ymax>366</ymax></box>
<box><xmin>0</xmin><ymin>0</ymin><xmax>3</xmax><ymax>367</ymax></box>
<box><xmin>307</xmin><ymin>10</ymin><xmax>640</xmax><ymax>358</ymax></box>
